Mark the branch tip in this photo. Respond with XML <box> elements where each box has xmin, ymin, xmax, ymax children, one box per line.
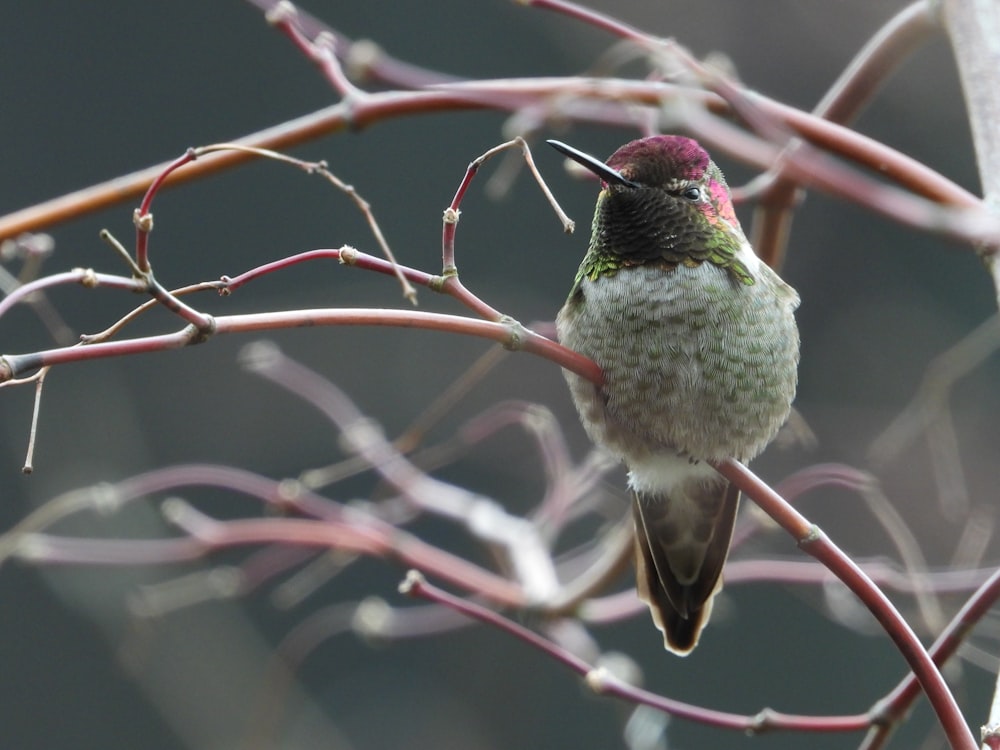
<box><xmin>265</xmin><ymin>0</ymin><xmax>297</xmax><ymax>27</ymax></box>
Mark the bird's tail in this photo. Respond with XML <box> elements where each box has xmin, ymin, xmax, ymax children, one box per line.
<box><xmin>632</xmin><ymin>479</ymin><xmax>740</xmax><ymax>655</ymax></box>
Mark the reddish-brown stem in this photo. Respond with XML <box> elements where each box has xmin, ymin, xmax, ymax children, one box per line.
<box><xmin>440</xmin><ymin>278</ymin><xmax>505</xmax><ymax>320</ymax></box>
<box><xmin>442</xmin><ymin>166</ymin><xmax>476</xmax><ymax>272</ymax></box>
<box><xmin>0</xmin><ymin>78</ymin><xmax>983</xmax><ymax>244</ymax></box>
<box><xmin>752</xmin><ymin>1</ymin><xmax>936</xmax><ymax>266</ymax></box>
<box><xmin>0</xmin><ymin>464</ymin><xmax>524</xmax><ymax>605</ymax></box>
<box><xmin>245</xmin><ymin>0</ymin><xmax>458</xmax><ymax>89</ymax></box>
<box><xmin>815</xmin><ymin>1</ymin><xmax>937</xmax><ymax>127</ymax></box>
<box><xmin>438</xmin><ymin>137</ymin><xmax>572</xmax><ymax>321</ymax></box>
<box><xmin>0</xmin><ymin>307</ymin><xmax>603</xmax><ymax>386</ymax></box>
<box><xmin>0</xmin><ymin>269</ymin><xmax>144</xmax><ymax>321</ymax></box>
<box><xmin>267</xmin><ymin>4</ymin><xmax>363</xmax><ymax>98</ymax></box>
<box><xmin>402</xmin><ymin>571</ymin><xmax>870</xmax><ymax>735</ymax></box>
<box><xmin>135</xmin><ymin>148</ymin><xmax>198</xmax><ymax>272</ymax></box>
<box><xmin>522</xmin><ymin>0</ymin><xmax>650</xmax><ymax>47</ymax></box>
<box><xmin>143</xmin><ymin>274</ymin><xmax>216</xmax><ymax>333</ymax></box>
<box><xmin>858</xmin><ymin>567</ymin><xmax>1000</xmax><ymax>750</ymax></box>
<box><xmin>942</xmin><ymin>0</ymin><xmax>1000</xmax><ymax>306</ymax></box>
<box><xmin>221</xmin><ymin>247</ymin><xmax>435</xmax><ymax>294</ymax></box>
<box><xmin>714</xmin><ymin>458</ymin><xmax>977</xmax><ymax>750</ymax></box>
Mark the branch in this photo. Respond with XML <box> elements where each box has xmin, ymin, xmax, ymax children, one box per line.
<box><xmin>0</xmin><ymin>307</ymin><xmax>602</xmax><ymax>387</ymax></box>
<box><xmin>941</xmin><ymin>0</ymin><xmax>1000</xmax><ymax>303</ymax></box>
<box><xmin>402</xmin><ymin>570</ymin><xmax>871</xmax><ymax>735</ymax></box>
<box><xmin>714</xmin><ymin>458</ymin><xmax>977</xmax><ymax>750</ymax></box>
<box><xmin>0</xmin><ymin>78</ymin><xmax>988</xmax><ymax>248</ymax></box>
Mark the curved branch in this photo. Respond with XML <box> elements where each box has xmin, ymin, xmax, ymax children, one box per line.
<box><xmin>0</xmin><ymin>307</ymin><xmax>602</xmax><ymax>386</ymax></box>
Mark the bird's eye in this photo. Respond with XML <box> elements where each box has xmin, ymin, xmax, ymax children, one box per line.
<box><xmin>681</xmin><ymin>185</ymin><xmax>702</xmax><ymax>201</ymax></box>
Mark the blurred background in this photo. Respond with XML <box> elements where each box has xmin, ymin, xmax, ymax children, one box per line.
<box><xmin>1</xmin><ymin>1</ymin><xmax>997</xmax><ymax>748</ymax></box>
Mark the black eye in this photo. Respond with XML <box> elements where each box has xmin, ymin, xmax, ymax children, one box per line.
<box><xmin>681</xmin><ymin>185</ymin><xmax>702</xmax><ymax>201</ymax></box>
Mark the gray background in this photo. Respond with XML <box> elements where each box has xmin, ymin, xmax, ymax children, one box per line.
<box><xmin>1</xmin><ymin>2</ymin><xmax>996</xmax><ymax>749</ymax></box>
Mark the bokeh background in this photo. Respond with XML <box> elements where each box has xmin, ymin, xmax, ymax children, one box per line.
<box><xmin>1</xmin><ymin>1</ymin><xmax>997</xmax><ymax>749</ymax></box>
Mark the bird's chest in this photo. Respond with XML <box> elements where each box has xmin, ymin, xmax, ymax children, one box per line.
<box><xmin>556</xmin><ymin>262</ymin><xmax>795</xmax><ymax>460</ymax></box>
<box><xmin>559</xmin><ymin>262</ymin><xmax>743</xmax><ymax>384</ymax></box>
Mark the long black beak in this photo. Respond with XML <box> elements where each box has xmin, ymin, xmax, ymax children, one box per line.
<box><xmin>547</xmin><ymin>139</ymin><xmax>639</xmax><ymax>188</ymax></box>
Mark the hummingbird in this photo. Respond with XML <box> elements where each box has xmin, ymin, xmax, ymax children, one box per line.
<box><xmin>549</xmin><ymin>136</ymin><xmax>800</xmax><ymax>655</ymax></box>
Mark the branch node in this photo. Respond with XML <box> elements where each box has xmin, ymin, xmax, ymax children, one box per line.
<box><xmin>160</xmin><ymin>497</ymin><xmax>190</xmax><ymax>526</ymax></box>
<box><xmin>132</xmin><ymin>208</ymin><xmax>154</xmax><ymax>234</ymax></box>
<box><xmin>868</xmin><ymin>696</ymin><xmax>895</xmax><ymax>728</ymax></box>
<box><xmin>75</xmin><ymin>267</ymin><xmax>99</xmax><ymax>288</ymax></box>
<box><xmin>443</xmin><ymin>207</ymin><xmax>461</xmax><ymax>225</ymax></box>
<box><xmin>398</xmin><ymin>568</ymin><xmax>425</xmax><ymax>595</ymax></box>
<box><xmin>189</xmin><ymin>314</ymin><xmax>217</xmax><ymax>344</ymax></box>
<box><xmin>339</xmin><ymin>244</ymin><xmax>360</xmax><ymax>266</ymax></box>
<box><xmin>798</xmin><ymin>523</ymin><xmax>823</xmax><ymax>546</ymax></box>
<box><xmin>982</xmin><ymin>723</ymin><xmax>1000</xmax><ymax>749</ymax></box>
<box><xmin>91</xmin><ymin>481</ymin><xmax>124</xmax><ymax>515</ymax></box>
<box><xmin>500</xmin><ymin>315</ymin><xmax>527</xmax><ymax>351</ymax></box>
<box><xmin>584</xmin><ymin>666</ymin><xmax>611</xmax><ymax>693</ymax></box>
<box><xmin>749</xmin><ymin>708</ymin><xmax>775</xmax><ymax>735</ymax></box>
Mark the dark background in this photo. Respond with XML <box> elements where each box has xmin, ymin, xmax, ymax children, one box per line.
<box><xmin>1</xmin><ymin>2</ymin><xmax>997</xmax><ymax>749</ymax></box>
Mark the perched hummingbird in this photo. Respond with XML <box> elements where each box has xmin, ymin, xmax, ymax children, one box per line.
<box><xmin>550</xmin><ymin>136</ymin><xmax>800</xmax><ymax>655</ymax></box>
